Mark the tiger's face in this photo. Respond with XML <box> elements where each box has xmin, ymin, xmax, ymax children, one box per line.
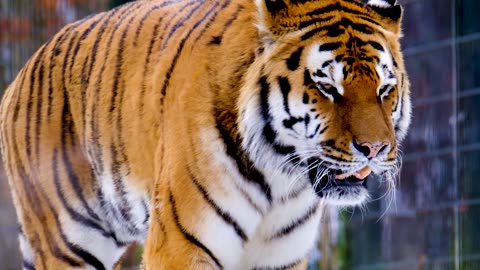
<box><xmin>240</xmin><ymin>0</ymin><xmax>411</xmax><ymax>206</ymax></box>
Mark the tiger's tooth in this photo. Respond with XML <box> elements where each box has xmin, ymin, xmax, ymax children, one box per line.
<box><xmin>335</xmin><ymin>166</ymin><xmax>372</xmax><ymax>180</ymax></box>
<box><xmin>355</xmin><ymin>166</ymin><xmax>372</xmax><ymax>180</ymax></box>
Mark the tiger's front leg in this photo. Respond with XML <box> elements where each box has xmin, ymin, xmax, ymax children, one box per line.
<box><xmin>143</xmin><ymin>208</ymin><xmax>220</xmax><ymax>270</ymax></box>
<box><xmin>142</xmin><ymin>172</ymin><xmax>222</xmax><ymax>270</ymax></box>
<box><xmin>144</xmin><ymin>188</ymin><xmax>222</xmax><ymax>270</ymax></box>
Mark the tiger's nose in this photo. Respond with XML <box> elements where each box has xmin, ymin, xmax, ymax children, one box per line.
<box><xmin>353</xmin><ymin>140</ymin><xmax>390</xmax><ymax>159</ymax></box>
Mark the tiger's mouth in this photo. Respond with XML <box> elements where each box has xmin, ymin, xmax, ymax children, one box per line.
<box><xmin>308</xmin><ymin>162</ymin><xmax>372</xmax><ymax>195</ymax></box>
<box><xmin>335</xmin><ymin>166</ymin><xmax>372</xmax><ymax>180</ymax></box>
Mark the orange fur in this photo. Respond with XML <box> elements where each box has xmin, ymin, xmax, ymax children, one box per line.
<box><xmin>0</xmin><ymin>0</ymin><xmax>409</xmax><ymax>269</ymax></box>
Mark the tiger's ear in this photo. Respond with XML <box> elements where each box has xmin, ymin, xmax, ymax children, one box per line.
<box><xmin>366</xmin><ymin>0</ymin><xmax>403</xmax><ymax>34</ymax></box>
<box><xmin>255</xmin><ymin>0</ymin><xmax>290</xmax><ymax>45</ymax></box>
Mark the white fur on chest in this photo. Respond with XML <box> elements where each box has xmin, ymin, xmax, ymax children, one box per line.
<box><xmin>239</xmin><ymin>189</ymin><xmax>322</xmax><ymax>269</ymax></box>
<box><xmin>196</xmin><ymin>128</ymin><xmax>323</xmax><ymax>269</ymax></box>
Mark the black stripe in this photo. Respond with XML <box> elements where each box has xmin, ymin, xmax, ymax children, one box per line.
<box><xmin>109</xmin><ymin>4</ymin><xmax>143</xmax><ymax>114</ymax></box>
<box><xmin>141</xmin><ymin>199</ymin><xmax>150</xmax><ymax>225</ymax></box>
<box><xmin>302</xmin><ymin>92</ymin><xmax>309</xmax><ymax>104</ymax></box>
<box><xmin>85</xmin><ymin>4</ymin><xmax>132</xmax><ymax>175</ymax></box>
<box><xmin>263</xmin><ymin>124</ymin><xmax>296</xmax><ymax>155</ymax></box>
<box><xmin>306</xmin><ymin>2</ymin><xmax>372</xmax><ymax>19</ymax></box>
<box><xmin>392</xmin><ymin>75</ymin><xmax>402</xmax><ymax>114</ymax></box>
<box><xmin>318</xmin><ymin>125</ymin><xmax>328</xmax><ymax>135</ymax></box>
<box><xmin>33</xmin><ymin>57</ymin><xmax>45</xmax><ymax>162</ymax></box>
<box><xmin>207</xmin><ymin>4</ymin><xmax>243</xmax><ymax>45</ymax></box>
<box><xmin>312</xmin><ymin>68</ymin><xmax>327</xmax><ymax>78</ymax></box>
<box><xmin>169</xmin><ymin>189</ymin><xmax>223</xmax><ymax>269</ymax></box>
<box><xmin>53</xmin><ymin>108</ymin><xmax>129</xmax><ymax>247</ymax></box>
<box><xmin>252</xmin><ymin>260</ymin><xmax>302</xmax><ymax>270</ymax></box>
<box><xmin>60</xmin><ymin>28</ymin><xmax>79</xmax><ymax>139</ymax></box>
<box><xmin>139</xmin><ymin>17</ymin><xmax>164</xmax><ymax>115</ymax></box>
<box><xmin>326</xmin><ymin>25</ymin><xmax>345</xmax><ymax>37</ymax></box>
<box><xmin>53</xmin><ymin>151</ymin><xmax>127</xmax><ymax>247</ymax></box>
<box><xmin>33</xmin><ymin>234</ymin><xmax>48</xmax><ymax>270</ymax></box>
<box><xmin>86</xmin><ymin>3</ymin><xmax>135</xmax><ymax>85</ymax></box>
<box><xmin>133</xmin><ymin>1</ymin><xmax>178</xmax><ymax>46</ymax></box>
<box><xmin>25</xmin><ymin>43</ymin><xmax>49</xmax><ymax>159</ymax></box>
<box><xmin>2</xmin><ymin>70</ymin><xmax>57</xmax><ymax>267</ymax></box>
<box><xmin>303</xmin><ymin>69</ymin><xmax>315</xmax><ymax>87</ymax></box>
<box><xmin>319</xmin><ymin>84</ymin><xmax>341</xmax><ymax>102</ymax></box>
<box><xmin>110</xmin><ymin>146</ymin><xmax>137</xmax><ymax>234</ymax></box>
<box><xmin>78</xmin><ymin>5</ymin><xmax>131</xmax><ymax>145</ymax></box>
<box><xmin>278</xmin><ymin>76</ymin><xmax>291</xmax><ymax>114</ymax></box>
<box><xmin>259</xmin><ymin>76</ymin><xmax>271</xmax><ymax>121</ymax></box>
<box><xmin>302</xmin><ymin>17</ymin><xmax>376</xmax><ymax>41</ymax></box>
<box><xmin>286</xmin><ymin>47</ymin><xmax>303</xmax><ymax>71</ymax></box>
<box><xmin>268</xmin><ymin>203</ymin><xmax>318</xmax><ymax>240</ymax></box>
<box><xmin>103</xmin><ymin>4</ymin><xmax>144</xmax><ymax>235</ymax></box>
<box><xmin>12</xmin><ymin>65</ymin><xmax>29</xmax><ymax>122</ymax></box>
<box><xmin>135</xmin><ymin>1</ymin><xmax>185</xmax><ymax>115</ymax></box>
<box><xmin>283</xmin><ymin>116</ymin><xmax>302</xmax><ymax>129</ymax></box>
<box><xmin>11</xmin><ymin>132</ymin><xmax>83</xmax><ymax>267</ymax></box>
<box><xmin>214</xmin><ymin>107</ymin><xmax>272</xmax><ymax>203</ymax></box>
<box><xmin>90</xmin><ymin>3</ymin><xmax>138</xmax><ymax>175</ymax></box>
<box><xmin>188</xmin><ymin>168</ymin><xmax>248</xmax><ymax>242</ymax></box>
<box><xmin>43</xmin><ymin>191</ymin><xmax>106</xmax><ymax>270</ymax></box>
<box><xmin>259</xmin><ymin>76</ymin><xmax>296</xmax><ymax>156</ymax></box>
<box><xmin>161</xmin><ymin>0</ymin><xmax>203</xmax><ymax>50</ymax></box>
<box><xmin>322</xmin><ymin>60</ymin><xmax>333</xmax><ymax>68</ymax></box>
<box><xmin>297</xmin><ymin>15</ymin><xmax>334</xmax><ymax>29</ymax></box>
<box><xmin>158</xmin><ymin>0</ymin><xmax>199</xmax><ymax>48</ymax></box>
<box><xmin>323</xmin><ymin>152</ymin><xmax>351</xmax><ymax>163</ymax></box>
<box><xmin>71</xmin><ymin>11</ymin><xmax>114</xmax><ymax>142</ymax></box>
<box><xmin>22</xmin><ymin>260</ymin><xmax>35</xmax><ymax>270</ymax></box>
<box><xmin>345</xmin><ymin>18</ymin><xmax>375</xmax><ymax>34</ymax></box>
<box><xmin>68</xmin><ymin>11</ymin><xmax>113</xmax><ymax>81</ymax></box>
<box><xmin>59</xmin><ymin>93</ymin><xmax>103</xmax><ymax>222</ymax></box>
<box><xmin>394</xmin><ymin>79</ymin><xmax>405</xmax><ymax>133</ymax></box>
<box><xmin>160</xmin><ymin>1</ymin><xmax>220</xmax><ymax>108</ymax></box>
<box><xmin>86</xmin><ymin>2</ymin><xmax>144</xmax><ymax>235</ymax></box>
<box><xmin>368</xmin><ymin>40</ymin><xmax>384</xmax><ymax>51</ymax></box>
<box><xmin>79</xmin><ymin>54</ymin><xmax>90</xmax><ymax>137</ymax></box>
<box><xmin>36</xmin><ymin>166</ymin><xmax>107</xmax><ymax>270</ymax></box>
<box><xmin>47</xmin><ymin>23</ymin><xmax>82</xmax><ymax>121</ymax></box>
<box><xmin>379</xmin><ymin>85</ymin><xmax>392</xmax><ymax>97</ymax></box>
<box><xmin>319</xmin><ymin>42</ymin><xmax>343</xmax><ymax>52</ymax></box>
<box><xmin>301</xmin><ymin>26</ymin><xmax>323</xmax><ymax>41</ymax></box>
<box><xmin>109</xmin><ymin>7</ymin><xmax>139</xmax><ymax>195</ymax></box>
<box><xmin>66</xmin><ymin>244</ymin><xmax>105</xmax><ymax>270</ymax></box>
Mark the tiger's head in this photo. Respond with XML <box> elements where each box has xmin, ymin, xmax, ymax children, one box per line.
<box><xmin>239</xmin><ymin>0</ymin><xmax>411</xmax><ymax>206</ymax></box>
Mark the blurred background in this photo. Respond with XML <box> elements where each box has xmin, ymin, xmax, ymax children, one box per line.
<box><xmin>0</xmin><ymin>0</ymin><xmax>479</xmax><ymax>269</ymax></box>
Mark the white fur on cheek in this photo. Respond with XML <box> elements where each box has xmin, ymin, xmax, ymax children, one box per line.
<box><xmin>305</xmin><ymin>45</ymin><xmax>345</xmax><ymax>99</ymax></box>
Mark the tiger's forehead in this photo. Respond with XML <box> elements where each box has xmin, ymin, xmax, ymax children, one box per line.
<box><xmin>303</xmin><ymin>40</ymin><xmax>397</xmax><ymax>100</ymax></box>
<box><xmin>305</xmin><ymin>40</ymin><xmax>395</xmax><ymax>78</ymax></box>
<box><xmin>265</xmin><ymin>0</ymin><xmax>383</xmax><ymax>35</ymax></box>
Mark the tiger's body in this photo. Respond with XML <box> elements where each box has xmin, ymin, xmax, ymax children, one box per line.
<box><xmin>0</xmin><ymin>0</ymin><xmax>411</xmax><ymax>269</ymax></box>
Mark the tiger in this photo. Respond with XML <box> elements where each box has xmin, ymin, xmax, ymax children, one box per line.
<box><xmin>0</xmin><ymin>0</ymin><xmax>411</xmax><ymax>269</ymax></box>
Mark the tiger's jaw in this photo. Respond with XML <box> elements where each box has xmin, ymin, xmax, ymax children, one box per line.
<box><xmin>307</xmin><ymin>162</ymin><xmax>373</xmax><ymax>206</ymax></box>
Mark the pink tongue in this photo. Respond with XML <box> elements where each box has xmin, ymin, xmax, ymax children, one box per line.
<box><xmin>335</xmin><ymin>166</ymin><xmax>372</xmax><ymax>180</ymax></box>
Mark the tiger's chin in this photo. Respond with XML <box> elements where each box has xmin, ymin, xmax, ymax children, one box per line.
<box><xmin>310</xmin><ymin>169</ymin><xmax>372</xmax><ymax>206</ymax></box>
